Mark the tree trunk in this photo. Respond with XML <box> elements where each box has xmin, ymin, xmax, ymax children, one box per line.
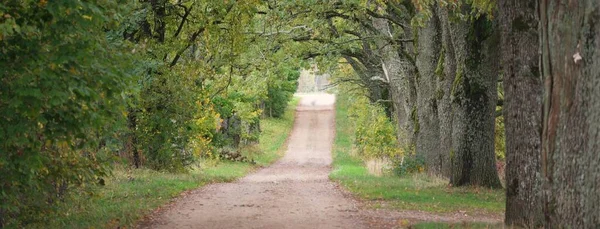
<box><xmin>436</xmin><ymin>7</ymin><xmax>455</xmax><ymax>178</ymax></box>
<box><xmin>415</xmin><ymin>6</ymin><xmax>445</xmax><ymax>176</ymax></box>
<box><xmin>540</xmin><ymin>0</ymin><xmax>600</xmax><ymax>227</ymax></box>
<box><xmin>449</xmin><ymin>12</ymin><xmax>502</xmax><ymax>188</ymax></box>
<box><xmin>127</xmin><ymin>109</ymin><xmax>141</xmax><ymax>168</ymax></box>
<box><xmin>399</xmin><ymin>61</ymin><xmax>418</xmax><ymax>147</ymax></box>
<box><xmin>498</xmin><ymin>0</ymin><xmax>544</xmax><ymax>226</ymax></box>
<box><xmin>395</xmin><ymin>33</ymin><xmax>419</xmax><ymax>148</ymax></box>
<box><xmin>372</xmin><ymin>16</ymin><xmax>415</xmax><ymax>148</ymax></box>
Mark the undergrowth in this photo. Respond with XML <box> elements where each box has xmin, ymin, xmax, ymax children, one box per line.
<box><xmin>330</xmin><ymin>94</ymin><xmax>505</xmax><ymax>217</ymax></box>
<box><xmin>26</xmin><ymin>98</ymin><xmax>299</xmax><ymax>229</ymax></box>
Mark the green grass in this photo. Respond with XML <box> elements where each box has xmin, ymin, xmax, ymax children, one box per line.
<box><xmin>28</xmin><ymin>98</ymin><xmax>299</xmax><ymax>229</ymax></box>
<box><xmin>412</xmin><ymin>221</ymin><xmax>503</xmax><ymax>229</ymax></box>
<box><xmin>330</xmin><ymin>94</ymin><xmax>505</xmax><ymax>216</ymax></box>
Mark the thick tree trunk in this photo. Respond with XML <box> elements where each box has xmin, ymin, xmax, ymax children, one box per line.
<box><xmin>540</xmin><ymin>0</ymin><xmax>600</xmax><ymax>227</ymax></box>
<box><xmin>415</xmin><ymin>6</ymin><xmax>445</xmax><ymax>176</ymax></box>
<box><xmin>449</xmin><ymin>13</ymin><xmax>502</xmax><ymax>188</ymax></box>
<box><xmin>498</xmin><ymin>0</ymin><xmax>544</xmax><ymax>226</ymax></box>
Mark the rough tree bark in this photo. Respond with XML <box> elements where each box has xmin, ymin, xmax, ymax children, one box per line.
<box><xmin>399</xmin><ymin>58</ymin><xmax>419</xmax><ymax>147</ymax></box>
<box><xmin>540</xmin><ymin>0</ymin><xmax>600</xmax><ymax>227</ymax></box>
<box><xmin>498</xmin><ymin>0</ymin><xmax>544</xmax><ymax>226</ymax></box>
<box><xmin>415</xmin><ymin>6</ymin><xmax>445</xmax><ymax>176</ymax></box>
<box><xmin>435</xmin><ymin>6</ymin><xmax>455</xmax><ymax>178</ymax></box>
<box><xmin>449</xmin><ymin>11</ymin><xmax>502</xmax><ymax>188</ymax></box>
<box><xmin>395</xmin><ymin>30</ymin><xmax>419</xmax><ymax>148</ymax></box>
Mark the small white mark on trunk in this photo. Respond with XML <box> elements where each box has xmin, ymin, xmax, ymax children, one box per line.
<box><xmin>573</xmin><ymin>52</ymin><xmax>582</xmax><ymax>64</ymax></box>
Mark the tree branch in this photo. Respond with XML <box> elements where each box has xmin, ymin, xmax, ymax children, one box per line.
<box><xmin>365</xmin><ymin>9</ymin><xmax>408</xmax><ymax>29</ymax></box>
<box><xmin>173</xmin><ymin>5</ymin><xmax>193</xmax><ymax>39</ymax></box>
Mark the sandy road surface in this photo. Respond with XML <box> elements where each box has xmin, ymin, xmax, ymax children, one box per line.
<box><xmin>141</xmin><ymin>93</ymin><xmax>366</xmax><ymax>229</ymax></box>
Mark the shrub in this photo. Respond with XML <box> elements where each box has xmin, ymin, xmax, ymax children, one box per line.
<box><xmin>393</xmin><ymin>153</ymin><xmax>426</xmax><ymax>176</ymax></box>
<box><xmin>264</xmin><ymin>67</ymin><xmax>300</xmax><ymax>118</ymax></box>
<box><xmin>0</xmin><ymin>1</ymin><xmax>132</xmax><ymax>226</ymax></box>
<box><xmin>136</xmin><ymin>69</ymin><xmax>204</xmax><ymax>172</ymax></box>
<box><xmin>348</xmin><ymin>96</ymin><xmax>402</xmax><ymax>160</ymax></box>
<box><xmin>212</xmin><ymin>91</ymin><xmax>263</xmax><ymax>150</ymax></box>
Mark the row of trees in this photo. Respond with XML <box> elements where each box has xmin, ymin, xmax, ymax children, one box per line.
<box><xmin>259</xmin><ymin>0</ymin><xmax>599</xmax><ymax>227</ymax></box>
<box><xmin>0</xmin><ymin>0</ymin><xmax>300</xmax><ymax>226</ymax></box>
<box><xmin>271</xmin><ymin>0</ymin><xmax>502</xmax><ymax>186</ymax></box>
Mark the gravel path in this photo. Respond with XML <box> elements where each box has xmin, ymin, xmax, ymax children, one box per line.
<box><xmin>140</xmin><ymin>93</ymin><xmax>366</xmax><ymax>229</ymax></box>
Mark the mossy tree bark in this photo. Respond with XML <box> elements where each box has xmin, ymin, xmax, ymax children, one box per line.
<box><xmin>448</xmin><ymin>11</ymin><xmax>502</xmax><ymax>189</ymax></box>
<box><xmin>435</xmin><ymin>7</ymin><xmax>456</xmax><ymax>178</ymax></box>
<box><xmin>498</xmin><ymin>0</ymin><xmax>544</xmax><ymax>226</ymax></box>
<box><xmin>540</xmin><ymin>0</ymin><xmax>600</xmax><ymax>227</ymax></box>
<box><xmin>415</xmin><ymin>6</ymin><xmax>446</xmax><ymax>176</ymax></box>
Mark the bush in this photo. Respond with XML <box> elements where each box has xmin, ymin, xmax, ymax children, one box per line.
<box><xmin>393</xmin><ymin>153</ymin><xmax>426</xmax><ymax>176</ymax></box>
<box><xmin>212</xmin><ymin>91</ymin><xmax>262</xmax><ymax>150</ymax></box>
<box><xmin>0</xmin><ymin>1</ymin><xmax>132</xmax><ymax>226</ymax></box>
<box><xmin>348</xmin><ymin>96</ymin><xmax>402</xmax><ymax>160</ymax></box>
<box><xmin>264</xmin><ymin>67</ymin><xmax>299</xmax><ymax>118</ymax></box>
<box><xmin>136</xmin><ymin>69</ymin><xmax>206</xmax><ymax>172</ymax></box>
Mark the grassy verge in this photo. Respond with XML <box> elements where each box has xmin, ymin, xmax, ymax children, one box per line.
<box><xmin>411</xmin><ymin>221</ymin><xmax>503</xmax><ymax>229</ymax></box>
<box><xmin>330</xmin><ymin>94</ymin><xmax>505</xmax><ymax>217</ymax></box>
<box><xmin>247</xmin><ymin>97</ymin><xmax>299</xmax><ymax>166</ymax></box>
<box><xmin>31</xmin><ymin>98</ymin><xmax>299</xmax><ymax>229</ymax></box>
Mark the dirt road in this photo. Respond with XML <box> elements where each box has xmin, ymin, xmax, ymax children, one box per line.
<box><xmin>141</xmin><ymin>93</ymin><xmax>366</xmax><ymax>229</ymax></box>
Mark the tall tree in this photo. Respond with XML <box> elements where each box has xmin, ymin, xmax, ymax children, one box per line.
<box><xmin>540</xmin><ymin>0</ymin><xmax>600</xmax><ymax>227</ymax></box>
<box><xmin>415</xmin><ymin>4</ymin><xmax>445</xmax><ymax>176</ymax></box>
<box><xmin>447</xmin><ymin>7</ymin><xmax>502</xmax><ymax>188</ymax></box>
<box><xmin>435</xmin><ymin>6</ymin><xmax>457</xmax><ymax>178</ymax></box>
<box><xmin>498</xmin><ymin>0</ymin><xmax>543</xmax><ymax>226</ymax></box>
